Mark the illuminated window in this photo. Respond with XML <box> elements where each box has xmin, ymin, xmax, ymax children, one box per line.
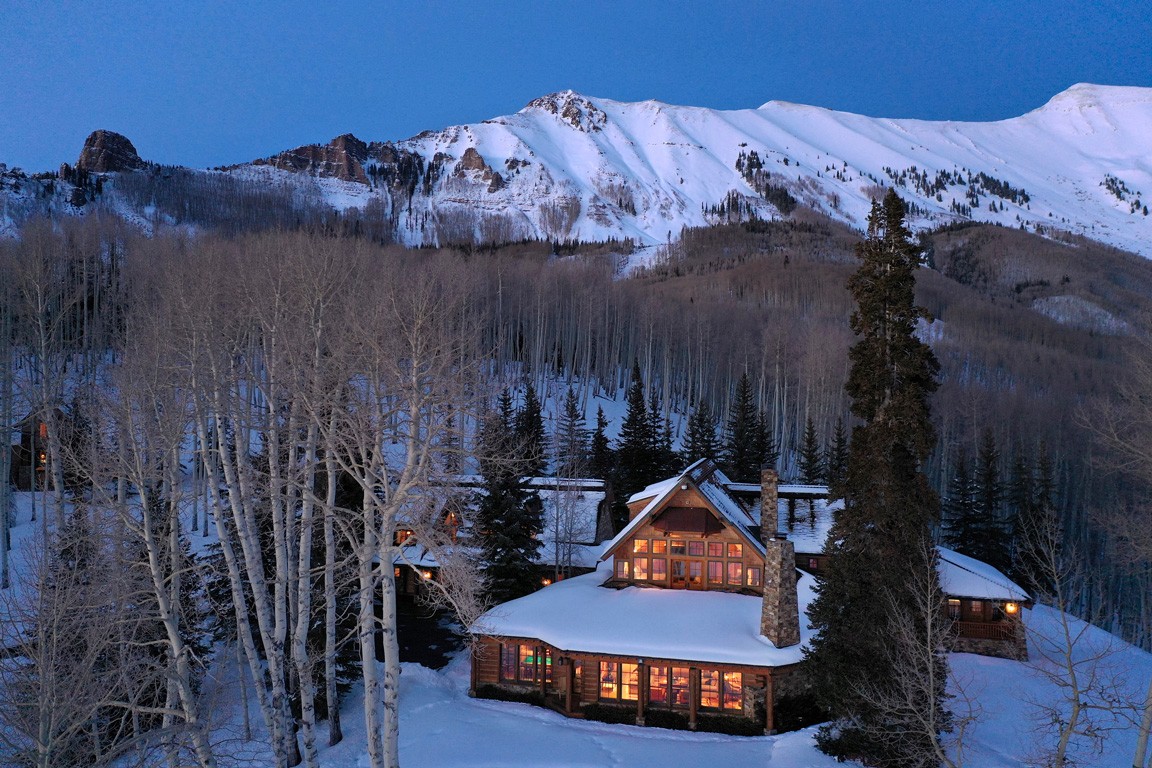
<box><xmin>648</xmin><ymin>666</ymin><xmax>668</xmax><ymax>705</ymax></box>
<box><xmin>620</xmin><ymin>663</ymin><xmax>639</xmax><ymax>701</ymax></box>
<box><xmin>615</xmin><ymin>559</ymin><xmax>630</xmax><ymax>579</ymax></box>
<box><xmin>634</xmin><ymin>557</ymin><xmax>649</xmax><ymax>580</ymax></box>
<box><xmin>969</xmin><ymin>600</ymin><xmax>983</xmax><ymax>616</ymax></box>
<box><xmin>599</xmin><ymin>662</ymin><xmax>617</xmax><ymax>699</ymax></box>
<box><xmin>727</xmin><ymin>562</ymin><xmax>743</xmax><ymax>585</ymax></box>
<box><xmin>688</xmin><ymin>541</ymin><xmax>705</xmax><ymax>557</ymax></box>
<box><xmin>519</xmin><ymin>645</ymin><xmax>537</xmax><ymax>682</ymax></box>
<box><xmin>722</xmin><ymin>672</ymin><xmax>743</xmax><ymax>710</ymax></box>
<box><xmin>652</xmin><ymin>540</ymin><xmax>668</xmax><ymax>555</ymax></box>
<box><xmin>670</xmin><ymin>541</ymin><xmax>686</xmax><ymax>556</ymax></box>
<box><xmin>947</xmin><ymin>599</ymin><xmax>961</xmax><ymax>620</ymax></box>
<box><xmin>395</xmin><ymin>529</ymin><xmax>414</xmax><ymax>545</ymax></box>
<box><xmin>671</xmin><ymin>667</ymin><xmax>691</xmax><ymax>707</ymax></box>
<box><xmin>746</xmin><ymin>567</ymin><xmax>762</xmax><ymax>587</ymax></box>
<box><xmin>651</xmin><ymin>558</ymin><xmax>667</xmax><ymax>580</ymax></box>
<box><xmin>727</xmin><ymin>543</ymin><xmax>743</xmax><ymax>559</ymax></box>
<box><xmin>688</xmin><ymin>561</ymin><xmax>703</xmax><ymax>587</ymax></box>
<box><xmin>700</xmin><ymin>670</ymin><xmax>720</xmax><ymax>708</ymax></box>
<box><xmin>707</xmin><ymin>541</ymin><xmax>724</xmax><ymax>558</ymax></box>
<box><xmin>633</xmin><ymin>539</ymin><xmax>649</xmax><ymax>554</ymax></box>
<box><xmin>500</xmin><ymin>644</ymin><xmax>516</xmax><ymax>681</ymax></box>
<box><xmin>808</xmin><ymin>557</ymin><xmax>820</xmax><ymax>570</ymax></box>
<box><xmin>708</xmin><ymin>560</ymin><xmax>723</xmax><ymax>584</ymax></box>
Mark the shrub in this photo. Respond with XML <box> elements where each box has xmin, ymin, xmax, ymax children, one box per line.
<box><xmin>581</xmin><ymin>702</ymin><xmax>636</xmax><ymax>725</ymax></box>
<box><xmin>473</xmin><ymin>684</ymin><xmax>545</xmax><ymax>708</ymax></box>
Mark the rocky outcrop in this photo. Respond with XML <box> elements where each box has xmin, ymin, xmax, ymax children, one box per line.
<box><xmin>76</xmin><ymin>130</ymin><xmax>147</xmax><ymax>173</ymax></box>
<box><xmin>523</xmin><ymin>91</ymin><xmax>607</xmax><ymax>132</ymax></box>
<box><xmin>255</xmin><ymin>133</ymin><xmax>370</xmax><ymax>183</ymax></box>
<box><xmin>453</xmin><ymin>147</ymin><xmax>504</xmax><ymax>192</ymax></box>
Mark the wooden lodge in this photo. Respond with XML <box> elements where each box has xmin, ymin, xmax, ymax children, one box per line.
<box><xmin>471</xmin><ymin>458</ymin><xmax>1034</xmax><ymax>734</ymax></box>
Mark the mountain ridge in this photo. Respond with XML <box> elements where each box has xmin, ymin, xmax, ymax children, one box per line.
<box><xmin>2</xmin><ymin>83</ymin><xmax>1151</xmax><ymax>255</ymax></box>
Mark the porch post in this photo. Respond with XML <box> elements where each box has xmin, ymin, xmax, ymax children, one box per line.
<box><xmin>689</xmin><ymin>667</ymin><xmax>700</xmax><ymax>730</ymax></box>
<box><xmin>565</xmin><ymin>658</ymin><xmax>576</xmax><ymax>714</ymax></box>
<box><xmin>636</xmin><ymin>661</ymin><xmax>647</xmax><ymax>725</ymax></box>
<box><xmin>764</xmin><ymin>670</ymin><xmax>775</xmax><ymax>735</ymax></box>
<box><xmin>538</xmin><ymin>645</ymin><xmax>547</xmax><ymax>696</ymax></box>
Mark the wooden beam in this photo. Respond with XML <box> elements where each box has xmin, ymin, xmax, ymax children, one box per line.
<box><xmin>636</xmin><ymin>661</ymin><xmax>647</xmax><ymax>725</ymax></box>
<box><xmin>764</xmin><ymin>670</ymin><xmax>775</xmax><ymax>735</ymax></box>
<box><xmin>689</xmin><ymin>667</ymin><xmax>700</xmax><ymax>730</ymax></box>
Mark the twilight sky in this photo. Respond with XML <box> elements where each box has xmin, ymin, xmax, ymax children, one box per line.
<box><xmin>2</xmin><ymin>1</ymin><xmax>1150</xmax><ymax>173</ymax></box>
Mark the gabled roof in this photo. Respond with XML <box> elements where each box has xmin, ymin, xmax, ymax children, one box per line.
<box><xmin>938</xmin><ymin>547</ymin><xmax>1031</xmax><ymax>603</ymax></box>
<box><xmin>602</xmin><ymin>460</ymin><xmax>765</xmax><ymax>562</ymax></box>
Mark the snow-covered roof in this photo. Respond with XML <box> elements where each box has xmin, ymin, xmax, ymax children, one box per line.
<box><xmin>779</xmin><ymin>498</ymin><xmax>840</xmax><ymax>556</ymax></box>
<box><xmin>476</xmin><ymin>561</ymin><xmax>815</xmax><ymax>667</ymax></box>
<box><xmin>938</xmin><ymin>547</ymin><xmax>1031</xmax><ymax>602</ymax></box>
<box><xmin>603</xmin><ymin>460</ymin><xmax>765</xmax><ymax>562</ymax></box>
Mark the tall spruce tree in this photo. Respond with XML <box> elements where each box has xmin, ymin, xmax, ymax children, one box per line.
<box><xmin>825</xmin><ymin>417</ymin><xmax>850</xmax><ymax>499</ymax></box>
<box><xmin>805</xmin><ymin>190</ymin><xmax>947</xmax><ymax>766</ymax></box>
<box><xmin>475</xmin><ymin>394</ymin><xmax>543</xmax><ymax>603</ymax></box>
<box><xmin>798</xmin><ymin>417</ymin><xmax>825</xmax><ymax>484</ymax></box>
<box><xmin>973</xmin><ymin>429</ymin><xmax>1011</xmax><ymax>572</ymax></box>
<box><xmin>942</xmin><ymin>448</ymin><xmax>978</xmax><ymax>551</ymax></box>
<box><xmin>515</xmin><ymin>382</ymin><xmax>547</xmax><ymax>477</ymax></box>
<box><xmin>722</xmin><ymin>371</ymin><xmax>766</xmax><ymax>482</ymax></box>
<box><xmin>554</xmin><ymin>388</ymin><xmax>590</xmax><ymax>478</ymax></box>
<box><xmin>682</xmin><ymin>400</ymin><xmax>720</xmax><ymax>464</ymax></box>
<box><xmin>588</xmin><ymin>406</ymin><xmax>615</xmax><ymax>483</ymax></box>
<box><xmin>615</xmin><ymin>362</ymin><xmax>656</xmax><ymax>502</ymax></box>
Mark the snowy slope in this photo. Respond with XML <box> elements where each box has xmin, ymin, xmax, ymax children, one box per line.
<box><xmin>5</xmin><ymin>84</ymin><xmax>1152</xmax><ymax>258</ymax></box>
<box><xmin>233</xmin><ymin>83</ymin><xmax>1152</xmax><ymax>255</ymax></box>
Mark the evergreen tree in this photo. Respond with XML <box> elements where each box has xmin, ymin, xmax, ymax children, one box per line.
<box><xmin>1005</xmin><ymin>447</ymin><xmax>1032</xmax><ymax>584</ymax></box>
<box><xmin>798</xmin><ymin>417</ymin><xmax>825</xmax><ymax>484</ymax></box>
<box><xmin>682</xmin><ymin>400</ymin><xmax>720</xmax><ymax>464</ymax></box>
<box><xmin>515</xmin><ymin>382</ymin><xmax>547</xmax><ymax>477</ymax></box>
<box><xmin>722</xmin><ymin>372</ymin><xmax>764</xmax><ymax>482</ymax></box>
<box><xmin>475</xmin><ymin>398</ymin><xmax>543</xmax><ymax>603</ymax></box>
<box><xmin>754</xmin><ymin>408</ymin><xmax>779</xmax><ymax>474</ymax></box>
<box><xmin>805</xmin><ymin>190</ymin><xmax>946</xmax><ymax>766</ymax></box>
<box><xmin>1016</xmin><ymin>443</ymin><xmax>1058</xmax><ymax>595</ymax></box>
<box><xmin>973</xmin><ymin>429</ymin><xmax>1011</xmax><ymax>572</ymax></box>
<box><xmin>825</xmin><ymin>417</ymin><xmax>850</xmax><ymax>498</ymax></box>
<box><xmin>553</xmin><ymin>388</ymin><xmax>590</xmax><ymax>478</ymax></box>
<box><xmin>941</xmin><ymin>448</ymin><xmax>977</xmax><ymax>550</ymax></box>
<box><xmin>648</xmin><ymin>390</ymin><xmax>678</xmax><ymax>476</ymax></box>
<box><xmin>615</xmin><ymin>362</ymin><xmax>657</xmax><ymax>501</ymax></box>
<box><xmin>588</xmin><ymin>406</ymin><xmax>615</xmax><ymax>483</ymax></box>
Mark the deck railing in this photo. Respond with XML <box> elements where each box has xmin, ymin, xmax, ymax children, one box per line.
<box><xmin>951</xmin><ymin>620</ymin><xmax>1014</xmax><ymax>642</ymax></box>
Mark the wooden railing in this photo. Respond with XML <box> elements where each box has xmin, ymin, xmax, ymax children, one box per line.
<box><xmin>952</xmin><ymin>620</ymin><xmax>1014</xmax><ymax>642</ymax></box>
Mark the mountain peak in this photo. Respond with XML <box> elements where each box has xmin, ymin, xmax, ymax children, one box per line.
<box><xmin>521</xmin><ymin>91</ymin><xmax>607</xmax><ymax>132</ymax></box>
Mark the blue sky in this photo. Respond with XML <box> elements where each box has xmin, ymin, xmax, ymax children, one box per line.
<box><xmin>2</xmin><ymin>1</ymin><xmax>1149</xmax><ymax>172</ymax></box>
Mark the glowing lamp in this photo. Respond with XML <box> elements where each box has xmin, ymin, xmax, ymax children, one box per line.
<box><xmin>542</xmin><ymin>578</ymin><xmax>552</xmax><ymax>586</ymax></box>
<box><xmin>1004</xmin><ymin>602</ymin><xmax>1018</xmax><ymax>615</ymax></box>
<box><xmin>420</xmin><ymin>570</ymin><xmax>432</xmax><ymax>580</ymax></box>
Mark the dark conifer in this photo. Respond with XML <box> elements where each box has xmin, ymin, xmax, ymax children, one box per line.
<box><xmin>588</xmin><ymin>406</ymin><xmax>615</xmax><ymax>483</ymax></box>
<box><xmin>475</xmin><ymin>397</ymin><xmax>543</xmax><ymax>603</ymax></box>
<box><xmin>515</xmin><ymin>382</ymin><xmax>546</xmax><ymax>477</ymax></box>
<box><xmin>798</xmin><ymin>417</ymin><xmax>825</xmax><ymax>484</ymax></box>
<box><xmin>682</xmin><ymin>400</ymin><xmax>720</xmax><ymax>464</ymax></box>
<box><xmin>942</xmin><ymin>448</ymin><xmax>977</xmax><ymax>550</ymax></box>
<box><xmin>806</xmin><ymin>190</ymin><xmax>946</xmax><ymax>766</ymax></box>
<box><xmin>722</xmin><ymin>372</ymin><xmax>763</xmax><ymax>482</ymax></box>
<box><xmin>825</xmin><ymin>417</ymin><xmax>850</xmax><ymax>498</ymax></box>
<box><xmin>554</xmin><ymin>388</ymin><xmax>589</xmax><ymax>478</ymax></box>
<box><xmin>615</xmin><ymin>361</ymin><xmax>656</xmax><ymax>501</ymax></box>
<box><xmin>973</xmin><ymin>429</ymin><xmax>1010</xmax><ymax>572</ymax></box>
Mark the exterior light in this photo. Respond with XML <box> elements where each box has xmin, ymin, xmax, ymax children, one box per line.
<box><xmin>1004</xmin><ymin>602</ymin><xmax>1018</xmax><ymax>615</ymax></box>
<box><xmin>420</xmin><ymin>570</ymin><xmax>432</xmax><ymax>580</ymax></box>
<box><xmin>542</xmin><ymin>578</ymin><xmax>552</xmax><ymax>586</ymax></box>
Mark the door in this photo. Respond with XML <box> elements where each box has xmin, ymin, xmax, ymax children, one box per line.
<box><xmin>671</xmin><ymin>559</ymin><xmax>687</xmax><ymax>588</ymax></box>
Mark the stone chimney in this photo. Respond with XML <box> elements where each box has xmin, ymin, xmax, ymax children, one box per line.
<box><xmin>760</xmin><ymin>468</ymin><xmax>800</xmax><ymax>647</ymax></box>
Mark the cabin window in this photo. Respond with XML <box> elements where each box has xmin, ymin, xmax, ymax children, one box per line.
<box><xmin>808</xmin><ymin>557</ymin><xmax>819</xmax><ymax>570</ymax></box>
<box><xmin>599</xmin><ymin>662</ymin><xmax>639</xmax><ymax>701</ymax></box>
<box><xmin>634</xmin><ymin>557</ymin><xmax>649</xmax><ymax>580</ymax></box>
<box><xmin>727</xmin><ymin>543</ymin><xmax>743</xmax><ymax>559</ymax></box>
<box><xmin>395</xmin><ymin>529</ymin><xmax>414</xmax><ymax>545</ymax></box>
<box><xmin>519</xmin><ymin>646</ymin><xmax>537</xmax><ymax>681</ymax></box>
<box><xmin>648</xmin><ymin>666</ymin><xmax>668</xmax><ymax>705</ymax></box>
<box><xmin>700</xmin><ymin>670</ymin><xmax>720</xmax><ymax>708</ymax></box>
<box><xmin>708</xmin><ymin>541</ymin><xmax>725</xmax><ymax>557</ymax></box>
<box><xmin>652</xmin><ymin>540</ymin><xmax>668</xmax><ymax>555</ymax></box>
<box><xmin>671</xmin><ymin>666</ymin><xmax>691</xmax><ymax>707</ymax></box>
<box><xmin>722</xmin><ymin>672</ymin><xmax>743</xmax><ymax>710</ymax></box>
<box><xmin>670</xmin><ymin>541</ymin><xmax>687</xmax><ymax>556</ymax></box>
<box><xmin>633</xmin><ymin>539</ymin><xmax>649</xmax><ymax>554</ymax></box>
<box><xmin>708</xmin><ymin>560</ymin><xmax>723</xmax><ymax>584</ymax></box>
<box><xmin>746</xmin><ymin>567</ymin><xmax>762</xmax><ymax>587</ymax></box>
<box><xmin>969</xmin><ymin>600</ymin><xmax>984</xmax><ymax>617</ymax></box>
<box><xmin>688</xmin><ymin>541</ymin><xmax>705</xmax><ymax>557</ymax></box>
<box><xmin>688</xmin><ymin>561</ymin><xmax>703</xmax><ymax>587</ymax></box>
<box><xmin>948</xmin><ymin>599</ymin><xmax>961</xmax><ymax>620</ymax></box>
<box><xmin>599</xmin><ymin>662</ymin><xmax>617</xmax><ymax>699</ymax></box>
<box><xmin>615</xmin><ymin>559</ymin><xmax>630</xmax><ymax>579</ymax></box>
<box><xmin>727</xmin><ymin>562</ymin><xmax>744</xmax><ymax>586</ymax></box>
<box><xmin>500</xmin><ymin>644</ymin><xmax>517</xmax><ymax>681</ymax></box>
<box><xmin>652</xmin><ymin>558</ymin><xmax>667</xmax><ymax>580</ymax></box>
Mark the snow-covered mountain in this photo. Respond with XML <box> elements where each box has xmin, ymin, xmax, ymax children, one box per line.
<box><xmin>5</xmin><ymin>83</ymin><xmax>1152</xmax><ymax>255</ymax></box>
